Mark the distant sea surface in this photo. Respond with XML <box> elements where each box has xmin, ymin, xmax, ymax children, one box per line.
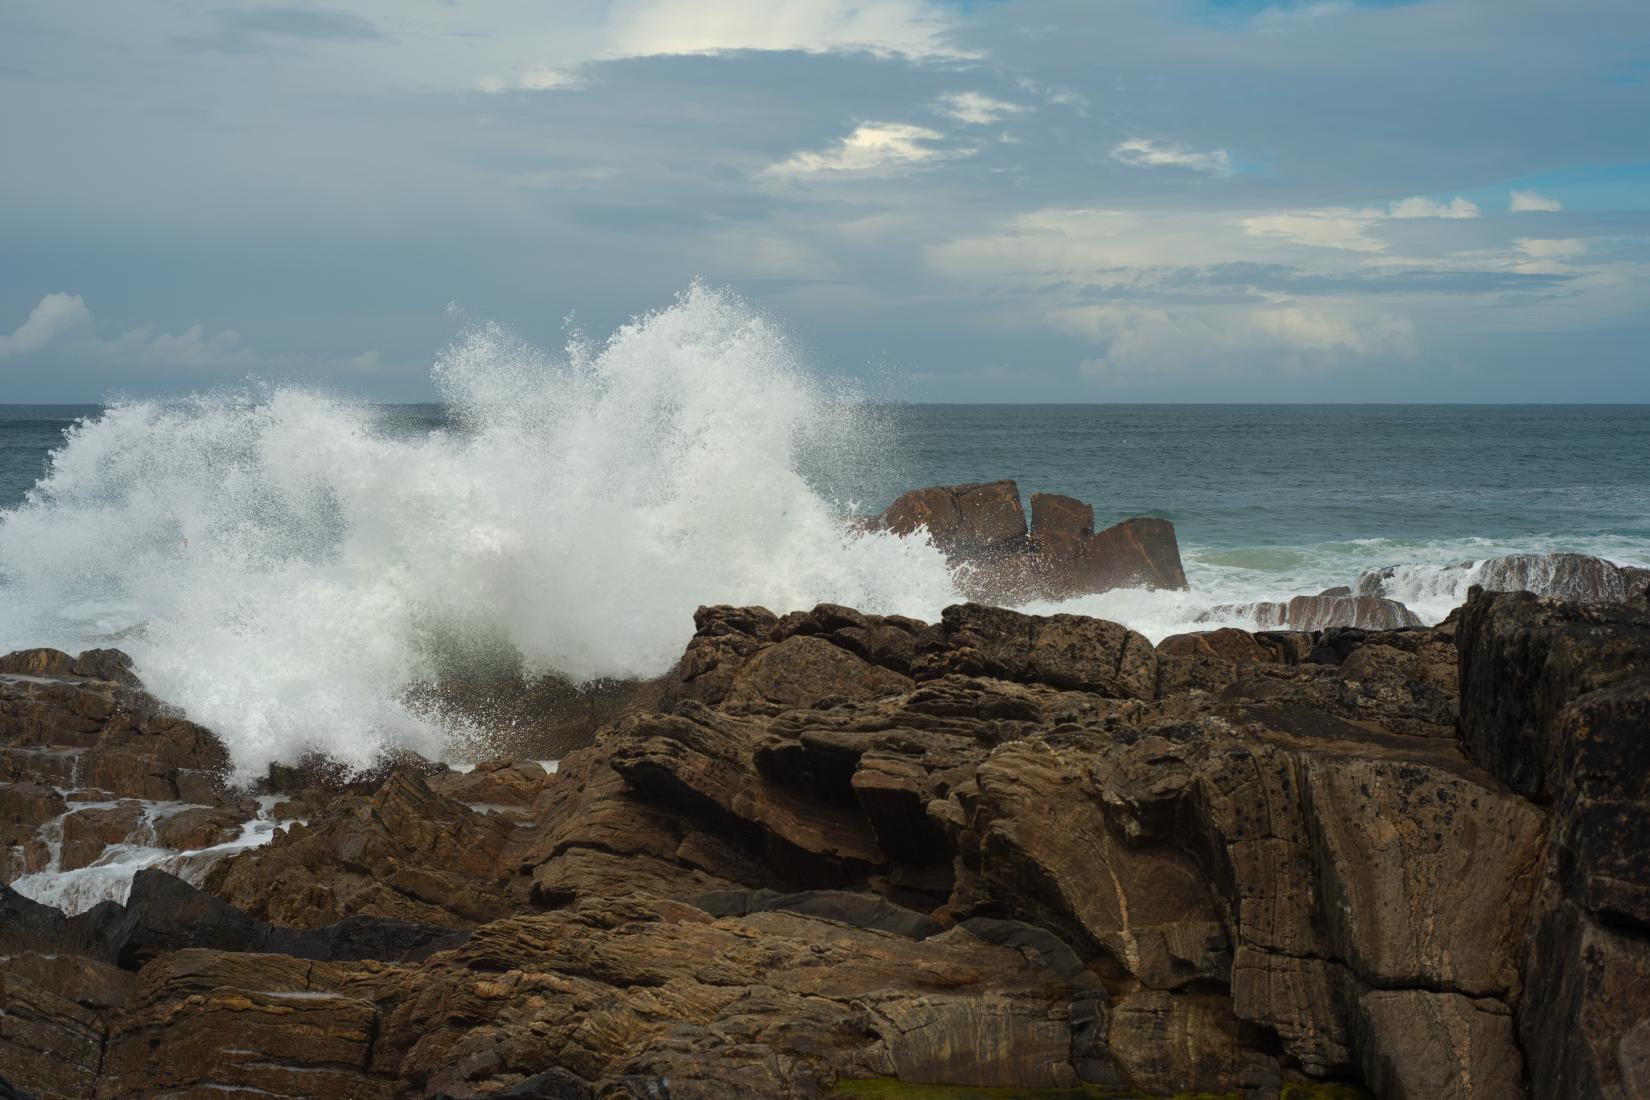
<box><xmin>6</xmin><ymin>400</ymin><xmax>1648</xmax><ymax>569</ymax></box>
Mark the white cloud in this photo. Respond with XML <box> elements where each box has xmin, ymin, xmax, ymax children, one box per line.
<box><xmin>766</xmin><ymin>122</ymin><xmax>960</xmax><ymax>177</ymax></box>
<box><xmin>1510</xmin><ymin>189</ymin><xmax>1563</xmax><ymax>213</ymax></box>
<box><xmin>475</xmin><ymin>65</ymin><xmax>583</xmax><ymax>94</ymax></box>
<box><xmin>1242</xmin><ymin>211</ymin><xmax>1387</xmax><ymax>253</ymax></box>
<box><xmin>1111</xmin><ymin>138</ymin><xmax>1232</xmax><ymax>176</ymax></box>
<box><xmin>937</xmin><ymin>92</ymin><xmax>1024</xmax><ymax>126</ymax></box>
<box><xmin>1065</xmin><ymin>301</ymin><xmax>1415</xmax><ymax>383</ymax></box>
<box><xmin>1517</xmin><ymin>238</ymin><xmax>1587</xmax><ymax>259</ymax></box>
<box><xmin>0</xmin><ymin>292</ymin><xmax>93</xmax><ymax>357</ymax></box>
<box><xmin>1243</xmin><ymin>194</ymin><xmax>1478</xmax><ymax>252</ymax></box>
<box><xmin>1389</xmin><ymin>195</ymin><xmax>1479</xmax><ymax>219</ymax></box>
<box><xmin>603</xmin><ymin>0</ymin><xmax>965</xmax><ymax>60</ymax></box>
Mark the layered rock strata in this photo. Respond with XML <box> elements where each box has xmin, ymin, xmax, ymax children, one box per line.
<box><xmin>1</xmin><ymin>587</ymin><xmax>1647</xmax><ymax>1098</ymax></box>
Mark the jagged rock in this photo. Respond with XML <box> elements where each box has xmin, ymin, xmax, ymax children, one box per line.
<box><xmin>204</xmin><ymin>769</ymin><xmax>520</xmax><ymax>928</ymax></box>
<box><xmin>5</xmin><ymin>591</ymin><xmax>1650</xmax><ymax>1098</ymax></box>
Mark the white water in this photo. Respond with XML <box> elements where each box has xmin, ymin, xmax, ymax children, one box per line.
<box><xmin>0</xmin><ymin>286</ymin><xmax>962</xmax><ymax>778</ymax></box>
<box><xmin>1</xmin><ymin>285</ymin><xmax>1644</xmax><ymax>779</ymax></box>
<box><xmin>9</xmin><ymin>797</ymin><xmax>295</xmax><ymax>915</ymax></box>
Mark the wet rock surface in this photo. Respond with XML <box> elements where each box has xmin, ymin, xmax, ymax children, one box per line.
<box><xmin>1</xmin><ymin>585</ymin><xmax>1648</xmax><ymax>1098</ymax></box>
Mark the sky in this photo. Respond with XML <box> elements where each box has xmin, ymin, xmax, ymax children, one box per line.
<box><xmin>1</xmin><ymin>0</ymin><xmax>1647</xmax><ymax>403</ymax></box>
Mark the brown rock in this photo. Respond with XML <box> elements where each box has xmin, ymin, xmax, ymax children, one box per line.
<box><xmin>60</xmin><ymin>801</ymin><xmax>147</xmax><ymax>871</ymax></box>
<box><xmin>100</xmin><ymin>950</ymin><xmax>394</xmax><ymax>1099</ymax></box>
<box><xmin>205</xmin><ymin>769</ymin><xmax>518</xmax><ymax>928</ymax></box>
<box><xmin>917</xmin><ymin>603</ymin><xmax>1158</xmax><ymax>699</ymax></box>
<box><xmin>1029</xmin><ymin>491</ymin><xmax>1094</xmax><ymax>538</ymax></box>
<box><xmin>0</xmin><ymin>952</ymin><xmax>133</xmax><ymax>1100</ymax></box>
<box><xmin>0</xmin><ymin>648</ymin><xmax>78</xmax><ymax>678</ymax></box>
<box><xmin>1356</xmin><ymin>989</ymin><xmax>1526</xmax><ymax>1100</ymax></box>
<box><xmin>878</xmin><ymin>480</ymin><xmax>1027</xmax><ymax>557</ymax></box>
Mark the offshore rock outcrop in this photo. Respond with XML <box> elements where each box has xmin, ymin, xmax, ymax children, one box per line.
<box><xmin>868</xmin><ymin>480</ymin><xmax>1190</xmax><ymax>600</ymax></box>
<box><xmin>1</xmin><ymin>588</ymin><xmax>1648</xmax><ymax>1098</ymax></box>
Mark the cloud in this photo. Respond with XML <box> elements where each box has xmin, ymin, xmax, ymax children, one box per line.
<box><xmin>1111</xmin><ymin>138</ymin><xmax>1233</xmax><ymax>176</ymax></box>
<box><xmin>0</xmin><ymin>293</ymin><xmax>379</xmax><ymax>375</ymax></box>
<box><xmin>1066</xmin><ymin>301</ymin><xmax>1416</xmax><ymax>384</ymax></box>
<box><xmin>602</xmin><ymin>0</ymin><xmax>965</xmax><ymax>61</ymax></box>
<box><xmin>937</xmin><ymin>92</ymin><xmax>1025</xmax><ymax>126</ymax></box>
<box><xmin>1517</xmin><ymin>238</ymin><xmax>1587</xmax><ymax>259</ymax></box>
<box><xmin>1244</xmin><ymin>194</ymin><xmax>1480</xmax><ymax>251</ymax></box>
<box><xmin>766</xmin><ymin>122</ymin><xmax>961</xmax><ymax>177</ymax></box>
<box><xmin>1389</xmin><ymin>195</ymin><xmax>1480</xmax><ymax>219</ymax></box>
<box><xmin>475</xmin><ymin>65</ymin><xmax>582</xmax><ymax>94</ymax></box>
<box><xmin>1510</xmin><ymin>189</ymin><xmax>1564</xmax><ymax>213</ymax></box>
<box><xmin>1242</xmin><ymin>211</ymin><xmax>1387</xmax><ymax>252</ymax></box>
<box><xmin>0</xmin><ymin>293</ymin><xmax>93</xmax><ymax>357</ymax></box>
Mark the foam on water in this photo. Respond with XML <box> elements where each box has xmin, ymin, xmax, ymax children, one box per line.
<box><xmin>0</xmin><ymin>285</ymin><xmax>962</xmax><ymax>777</ymax></box>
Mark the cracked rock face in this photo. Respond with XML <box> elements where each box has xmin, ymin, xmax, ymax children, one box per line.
<box><xmin>2</xmin><ymin>590</ymin><xmax>1649</xmax><ymax>1099</ymax></box>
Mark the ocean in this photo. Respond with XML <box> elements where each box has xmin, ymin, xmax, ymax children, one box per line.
<box><xmin>2</xmin><ymin>288</ymin><xmax>1646</xmax><ymax>775</ymax></box>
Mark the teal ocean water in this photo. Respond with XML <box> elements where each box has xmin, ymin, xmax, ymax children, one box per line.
<box><xmin>1</xmin><ymin>290</ymin><xmax>1645</xmax><ymax>774</ymax></box>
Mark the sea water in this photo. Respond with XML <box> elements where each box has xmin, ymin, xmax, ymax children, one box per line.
<box><xmin>2</xmin><ymin>285</ymin><xmax>1646</xmax><ymax>776</ymax></box>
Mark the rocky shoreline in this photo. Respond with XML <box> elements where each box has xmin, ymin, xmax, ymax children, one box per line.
<box><xmin>2</xmin><ymin>486</ymin><xmax>1649</xmax><ymax>1099</ymax></box>
<box><xmin>1</xmin><ymin>577</ymin><xmax>1648</xmax><ymax>1098</ymax></box>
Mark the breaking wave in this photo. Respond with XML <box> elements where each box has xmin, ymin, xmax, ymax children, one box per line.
<box><xmin>0</xmin><ymin>285</ymin><xmax>962</xmax><ymax>776</ymax></box>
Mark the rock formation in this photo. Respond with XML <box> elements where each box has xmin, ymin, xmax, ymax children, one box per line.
<box><xmin>868</xmin><ymin>480</ymin><xmax>1189</xmax><ymax>600</ymax></box>
<box><xmin>2</xmin><ymin>585</ymin><xmax>1648</xmax><ymax>1098</ymax></box>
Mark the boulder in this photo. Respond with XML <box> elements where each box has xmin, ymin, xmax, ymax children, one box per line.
<box><xmin>877</xmin><ymin>479</ymin><xmax>1027</xmax><ymax>556</ymax></box>
<box><xmin>1029</xmin><ymin>491</ymin><xmax>1094</xmax><ymax>538</ymax></box>
<box><xmin>870</xmin><ymin>482</ymin><xmax>1187</xmax><ymax>601</ymax></box>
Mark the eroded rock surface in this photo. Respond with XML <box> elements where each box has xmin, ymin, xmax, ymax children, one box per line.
<box><xmin>2</xmin><ymin>586</ymin><xmax>1648</xmax><ymax>1098</ymax></box>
